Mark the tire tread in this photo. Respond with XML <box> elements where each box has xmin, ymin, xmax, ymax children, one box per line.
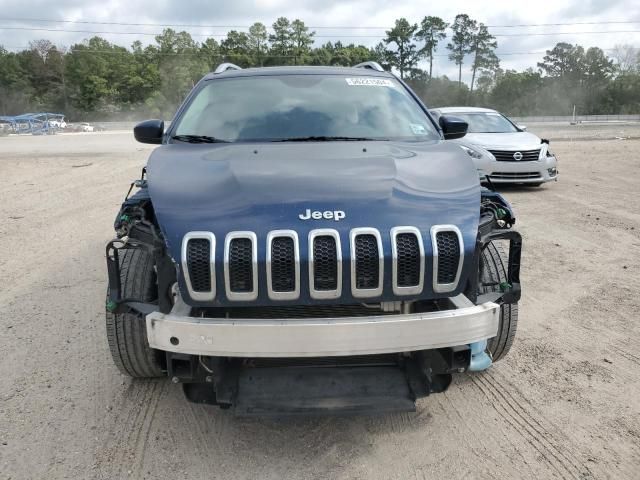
<box><xmin>481</xmin><ymin>241</ymin><xmax>519</xmax><ymax>362</ymax></box>
<box><xmin>105</xmin><ymin>248</ymin><xmax>163</xmax><ymax>378</ymax></box>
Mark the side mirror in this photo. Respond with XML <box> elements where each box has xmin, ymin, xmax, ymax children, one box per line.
<box><xmin>134</xmin><ymin>119</ymin><xmax>164</xmax><ymax>144</ymax></box>
<box><xmin>518</xmin><ymin>124</ymin><xmax>527</xmax><ymax>132</ymax></box>
<box><xmin>439</xmin><ymin>115</ymin><xmax>468</xmax><ymax>140</ymax></box>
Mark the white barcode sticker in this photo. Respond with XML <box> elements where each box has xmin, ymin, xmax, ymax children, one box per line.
<box><xmin>345</xmin><ymin>77</ymin><xmax>395</xmax><ymax>87</ymax></box>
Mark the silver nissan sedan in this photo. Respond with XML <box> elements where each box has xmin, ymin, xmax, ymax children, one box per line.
<box><xmin>431</xmin><ymin>107</ymin><xmax>558</xmax><ymax>186</ymax></box>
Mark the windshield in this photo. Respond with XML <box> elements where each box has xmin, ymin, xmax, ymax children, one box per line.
<box><xmin>447</xmin><ymin>112</ymin><xmax>519</xmax><ymax>133</ymax></box>
<box><xmin>172</xmin><ymin>74</ymin><xmax>439</xmax><ymax>142</ymax></box>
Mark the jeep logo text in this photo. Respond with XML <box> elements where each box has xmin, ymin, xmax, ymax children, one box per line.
<box><xmin>299</xmin><ymin>209</ymin><xmax>346</xmax><ymax>221</ymax></box>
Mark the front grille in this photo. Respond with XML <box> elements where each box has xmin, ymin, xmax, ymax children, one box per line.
<box><xmin>489</xmin><ymin>149</ymin><xmax>541</xmax><ymax>162</ymax></box>
<box><xmin>396</xmin><ymin>233</ymin><xmax>421</xmax><ymax>287</ymax></box>
<box><xmin>186</xmin><ymin>238</ymin><xmax>211</xmax><ymax>292</ymax></box>
<box><xmin>270</xmin><ymin>237</ymin><xmax>296</xmax><ymax>292</ymax></box>
<box><xmin>491</xmin><ymin>171</ymin><xmax>541</xmax><ymax>180</ymax></box>
<box><xmin>312</xmin><ymin>236</ymin><xmax>338</xmax><ymax>291</ymax></box>
<box><xmin>354</xmin><ymin>234</ymin><xmax>380</xmax><ymax>290</ymax></box>
<box><xmin>436</xmin><ymin>231</ymin><xmax>460</xmax><ymax>285</ymax></box>
<box><xmin>183</xmin><ymin>226</ymin><xmax>464</xmax><ymax>301</ymax></box>
<box><xmin>228</xmin><ymin>238</ymin><xmax>253</xmax><ymax>292</ymax></box>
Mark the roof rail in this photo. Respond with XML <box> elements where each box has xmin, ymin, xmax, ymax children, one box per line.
<box><xmin>214</xmin><ymin>63</ymin><xmax>242</xmax><ymax>74</ymax></box>
<box><xmin>354</xmin><ymin>61</ymin><xmax>385</xmax><ymax>72</ymax></box>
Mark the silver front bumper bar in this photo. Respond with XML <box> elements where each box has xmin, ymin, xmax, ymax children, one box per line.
<box><xmin>146</xmin><ymin>296</ymin><xmax>499</xmax><ymax>358</ymax></box>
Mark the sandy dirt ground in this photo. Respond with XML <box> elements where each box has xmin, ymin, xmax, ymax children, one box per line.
<box><xmin>1</xmin><ymin>126</ymin><xmax>640</xmax><ymax>479</ymax></box>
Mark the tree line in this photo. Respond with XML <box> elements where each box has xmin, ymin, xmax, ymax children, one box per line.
<box><xmin>0</xmin><ymin>15</ymin><xmax>639</xmax><ymax>120</ymax></box>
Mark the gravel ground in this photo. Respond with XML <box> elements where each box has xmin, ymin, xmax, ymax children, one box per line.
<box><xmin>1</xmin><ymin>127</ymin><xmax>639</xmax><ymax>479</ymax></box>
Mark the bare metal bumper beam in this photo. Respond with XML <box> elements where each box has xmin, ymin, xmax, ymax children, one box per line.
<box><xmin>146</xmin><ymin>295</ymin><xmax>499</xmax><ymax>358</ymax></box>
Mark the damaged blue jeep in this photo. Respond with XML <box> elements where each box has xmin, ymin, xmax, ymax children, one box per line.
<box><xmin>106</xmin><ymin>62</ymin><xmax>521</xmax><ymax>415</ymax></box>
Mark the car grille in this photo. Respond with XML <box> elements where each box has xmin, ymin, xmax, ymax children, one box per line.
<box><xmin>396</xmin><ymin>233</ymin><xmax>421</xmax><ymax>287</ymax></box>
<box><xmin>435</xmin><ymin>231</ymin><xmax>460</xmax><ymax>285</ymax></box>
<box><xmin>490</xmin><ymin>171</ymin><xmax>542</xmax><ymax>180</ymax></box>
<box><xmin>488</xmin><ymin>149</ymin><xmax>541</xmax><ymax>162</ymax></box>
<box><xmin>354</xmin><ymin>234</ymin><xmax>380</xmax><ymax>290</ymax></box>
<box><xmin>270</xmin><ymin>237</ymin><xmax>296</xmax><ymax>292</ymax></box>
<box><xmin>182</xmin><ymin>227</ymin><xmax>464</xmax><ymax>301</ymax></box>
<box><xmin>228</xmin><ymin>238</ymin><xmax>253</xmax><ymax>293</ymax></box>
<box><xmin>312</xmin><ymin>235</ymin><xmax>338</xmax><ymax>291</ymax></box>
<box><xmin>186</xmin><ymin>238</ymin><xmax>212</xmax><ymax>293</ymax></box>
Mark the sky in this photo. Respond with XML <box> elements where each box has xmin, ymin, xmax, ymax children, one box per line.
<box><xmin>0</xmin><ymin>0</ymin><xmax>639</xmax><ymax>82</ymax></box>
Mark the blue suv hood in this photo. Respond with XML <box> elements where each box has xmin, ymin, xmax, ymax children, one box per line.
<box><xmin>147</xmin><ymin>140</ymin><xmax>481</xmax><ymax>305</ymax></box>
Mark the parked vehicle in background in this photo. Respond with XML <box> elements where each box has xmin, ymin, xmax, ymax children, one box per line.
<box><xmin>431</xmin><ymin>107</ymin><xmax>558</xmax><ymax>186</ymax></box>
<box><xmin>67</xmin><ymin>122</ymin><xmax>95</xmax><ymax>133</ymax></box>
<box><xmin>48</xmin><ymin>118</ymin><xmax>67</xmax><ymax>129</ymax></box>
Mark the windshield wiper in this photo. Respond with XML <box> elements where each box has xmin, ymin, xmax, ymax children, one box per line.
<box><xmin>271</xmin><ymin>136</ymin><xmax>384</xmax><ymax>142</ymax></box>
<box><xmin>171</xmin><ymin>134</ymin><xmax>230</xmax><ymax>144</ymax></box>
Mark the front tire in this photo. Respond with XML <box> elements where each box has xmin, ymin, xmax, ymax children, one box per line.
<box><xmin>106</xmin><ymin>248</ymin><xmax>164</xmax><ymax>378</ymax></box>
<box><xmin>479</xmin><ymin>241</ymin><xmax>519</xmax><ymax>362</ymax></box>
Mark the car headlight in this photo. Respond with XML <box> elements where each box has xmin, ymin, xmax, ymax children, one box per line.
<box><xmin>459</xmin><ymin>145</ymin><xmax>483</xmax><ymax>159</ymax></box>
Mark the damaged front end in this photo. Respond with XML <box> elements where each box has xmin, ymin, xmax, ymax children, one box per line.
<box><xmin>105</xmin><ymin>170</ymin><xmax>522</xmax><ymax>416</ymax></box>
<box><xmin>106</xmin><ymin>167</ymin><xmax>176</xmax><ymax>317</ymax></box>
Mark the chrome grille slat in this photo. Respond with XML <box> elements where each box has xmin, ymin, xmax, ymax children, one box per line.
<box><xmin>266</xmin><ymin>230</ymin><xmax>300</xmax><ymax>300</ymax></box>
<box><xmin>309</xmin><ymin>229</ymin><xmax>342</xmax><ymax>299</ymax></box>
<box><xmin>355</xmin><ymin>235</ymin><xmax>379</xmax><ymax>288</ymax></box>
<box><xmin>431</xmin><ymin>225</ymin><xmax>464</xmax><ymax>293</ymax></box>
<box><xmin>228</xmin><ymin>238</ymin><xmax>253</xmax><ymax>292</ymax></box>
<box><xmin>186</xmin><ymin>239</ymin><xmax>212</xmax><ymax>292</ymax></box>
<box><xmin>181</xmin><ymin>231</ymin><xmax>216</xmax><ymax>301</ymax></box>
<box><xmin>350</xmin><ymin>228</ymin><xmax>383</xmax><ymax>298</ymax></box>
<box><xmin>391</xmin><ymin>227</ymin><xmax>424</xmax><ymax>296</ymax></box>
<box><xmin>436</xmin><ymin>233</ymin><xmax>460</xmax><ymax>284</ymax></box>
<box><xmin>313</xmin><ymin>236</ymin><xmax>338</xmax><ymax>290</ymax></box>
<box><xmin>224</xmin><ymin>232</ymin><xmax>258</xmax><ymax>301</ymax></box>
<box><xmin>271</xmin><ymin>237</ymin><xmax>296</xmax><ymax>292</ymax></box>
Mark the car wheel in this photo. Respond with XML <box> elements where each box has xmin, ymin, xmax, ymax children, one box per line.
<box><xmin>105</xmin><ymin>248</ymin><xmax>165</xmax><ymax>378</ymax></box>
<box><xmin>479</xmin><ymin>241</ymin><xmax>519</xmax><ymax>362</ymax></box>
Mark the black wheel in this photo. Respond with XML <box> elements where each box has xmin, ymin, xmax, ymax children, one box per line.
<box><xmin>106</xmin><ymin>248</ymin><xmax>164</xmax><ymax>378</ymax></box>
<box><xmin>479</xmin><ymin>241</ymin><xmax>519</xmax><ymax>362</ymax></box>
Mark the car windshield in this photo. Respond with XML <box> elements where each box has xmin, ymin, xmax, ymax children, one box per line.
<box><xmin>172</xmin><ymin>74</ymin><xmax>439</xmax><ymax>142</ymax></box>
<box><xmin>447</xmin><ymin>112</ymin><xmax>518</xmax><ymax>133</ymax></box>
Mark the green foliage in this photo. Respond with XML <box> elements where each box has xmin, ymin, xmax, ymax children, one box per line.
<box><xmin>489</xmin><ymin>69</ymin><xmax>545</xmax><ymax>115</ymax></box>
<box><xmin>384</xmin><ymin>18</ymin><xmax>419</xmax><ymax>79</ymax></box>
<box><xmin>0</xmin><ymin>47</ymin><xmax>32</xmax><ymax>115</ymax></box>
<box><xmin>269</xmin><ymin>17</ymin><xmax>293</xmax><ymax>63</ymax></box>
<box><xmin>291</xmin><ymin>19</ymin><xmax>315</xmax><ymax>65</ymax></box>
<box><xmin>407</xmin><ymin>75</ymin><xmax>470</xmax><ymax>106</ymax></box>
<box><xmin>415</xmin><ymin>16</ymin><xmax>448</xmax><ymax>80</ymax></box>
<box><xmin>310</xmin><ymin>41</ymin><xmax>376</xmax><ymax>66</ymax></box>
<box><xmin>447</xmin><ymin>14</ymin><xmax>477</xmax><ymax>85</ymax></box>
<box><xmin>221</xmin><ymin>31</ymin><xmax>252</xmax><ymax>67</ymax></box>
<box><xmin>248</xmin><ymin>23</ymin><xmax>269</xmax><ymax>66</ymax></box>
<box><xmin>469</xmin><ymin>24</ymin><xmax>498</xmax><ymax>93</ymax></box>
<box><xmin>0</xmin><ymin>16</ymin><xmax>638</xmax><ymax>119</ymax></box>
